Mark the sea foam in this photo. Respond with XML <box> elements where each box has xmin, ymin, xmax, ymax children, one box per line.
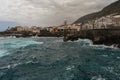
<box><xmin>0</xmin><ymin>50</ymin><xmax>10</xmax><ymax>57</ymax></box>
<box><xmin>0</xmin><ymin>38</ymin><xmax>43</xmax><ymax>57</ymax></box>
<box><xmin>72</xmin><ymin>39</ymin><xmax>119</xmax><ymax>50</ymax></box>
<box><xmin>0</xmin><ymin>38</ymin><xmax>43</xmax><ymax>49</ymax></box>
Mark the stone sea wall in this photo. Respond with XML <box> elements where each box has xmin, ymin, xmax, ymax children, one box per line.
<box><xmin>78</xmin><ymin>29</ymin><xmax>120</xmax><ymax>47</ymax></box>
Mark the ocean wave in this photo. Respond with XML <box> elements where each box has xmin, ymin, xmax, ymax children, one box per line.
<box><xmin>0</xmin><ymin>37</ymin><xmax>5</xmax><ymax>40</ymax></box>
<box><xmin>0</xmin><ymin>62</ymin><xmax>22</xmax><ymax>70</ymax></box>
<box><xmin>54</xmin><ymin>39</ymin><xmax>63</xmax><ymax>43</ymax></box>
<box><xmin>0</xmin><ymin>38</ymin><xmax>43</xmax><ymax>49</ymax></box>
<box><xmin>67</xmin><ymin>39</ymin><xmax>119</xmax><ymax>50</ymax></box>
<box><xmin>89</xmin><ymin>44</ymin><xmax>119</xmax><ymax>50</ymax></box>
<box><xmin>0</xmin><ymin>60</ymin><xmax>40</xmax><ymax>70</ymax></box>
<box><xmin>66</xmin><ymin>65</ymin><xmax>75</xmax><ymax>71</ymax></box>
<box><xmin>0</xmin><ymin>50</ymin><xmax>10</xmax><ymax>57</ymax></box>
<box><xmin>91</xmin><ymin>75</ymin><xmax>106</xmax><ymax>80</ymax></box>
<box><xmin>0</xmin><ymin>38</ymin><xmax>43</xmax><ymax>58</ymax></box>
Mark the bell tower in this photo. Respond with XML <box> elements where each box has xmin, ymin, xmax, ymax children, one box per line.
<box><xmin>64</xmin><ymin>20</ymin><xmax>67</xmax><ymax>26</ymax></box>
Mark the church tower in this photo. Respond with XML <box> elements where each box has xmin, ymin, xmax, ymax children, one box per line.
<box><xmin>64</xmin><ymin>20</ymin><xmax>67</xmax><ymax>26</ymax></box>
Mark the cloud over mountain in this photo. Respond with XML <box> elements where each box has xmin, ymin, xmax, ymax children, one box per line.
<box><xmin>0</xmin><ymin>0</ymin><xmax>117</xmax><ymax>26</ymax></box>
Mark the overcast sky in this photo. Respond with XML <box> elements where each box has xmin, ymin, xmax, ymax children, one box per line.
<box><xmin>0</xmin><ymin>0</ymin><xmax>117</xmax><ymax>30</ymax></box>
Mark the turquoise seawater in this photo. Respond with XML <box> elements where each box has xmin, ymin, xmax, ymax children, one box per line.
<box><xmin>0</xmin><ymin>37</ymin><xmax>120</xmax><ymax>80</ymax></box>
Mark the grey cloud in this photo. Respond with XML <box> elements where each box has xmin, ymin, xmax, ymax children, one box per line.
<box><xmin>0</xmin><ymin>0</ymin><xmax>117</xmax><ymax>26</ymax></box>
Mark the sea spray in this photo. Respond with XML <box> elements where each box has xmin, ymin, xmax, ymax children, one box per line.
<box><xmin>67</xmin><ymin>39</ymin><xmax>119</xmax><ymax>50</ymax></box>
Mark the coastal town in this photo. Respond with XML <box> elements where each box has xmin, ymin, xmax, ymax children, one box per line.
<box><xmin>1</xmin><ymin>1</ymin><xmax>120</xmax><ymax>80</ymax></box>
<box><xmin>0</xmin><ymin>13</ymin><xmax>120</xmax><ymax>38</ymax></box>
<box><xmin>0</xmin><ymin>20</ymin><xmax>80</xmax><ymax>37</ymax></box>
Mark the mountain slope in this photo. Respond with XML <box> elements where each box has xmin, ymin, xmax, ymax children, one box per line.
<box><xmin>74</xmin><ymin>0</ymin><xmax>120</xmax><ymax>23</ymax></box>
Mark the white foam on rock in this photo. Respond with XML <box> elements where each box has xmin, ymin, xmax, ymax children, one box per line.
<box><xmin>72</xmin><ymin>39</ymin><xmax>118</xmax><ymax>50</ymax></box>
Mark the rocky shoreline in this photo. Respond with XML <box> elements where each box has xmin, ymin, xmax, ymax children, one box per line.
<box><xmin>0</xmin><ymin>31</ymin><xmax>61</xmax><ymax>38</ymax></box>
<box><xmin>64</xmin><ymin>29</ymin><xmax>120</xmax><ymax>48</ymax></box>
<box><xmin>1</xmin><ymin>29</ymin><xmax>120</xmax><ymax>48</ymax></box>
